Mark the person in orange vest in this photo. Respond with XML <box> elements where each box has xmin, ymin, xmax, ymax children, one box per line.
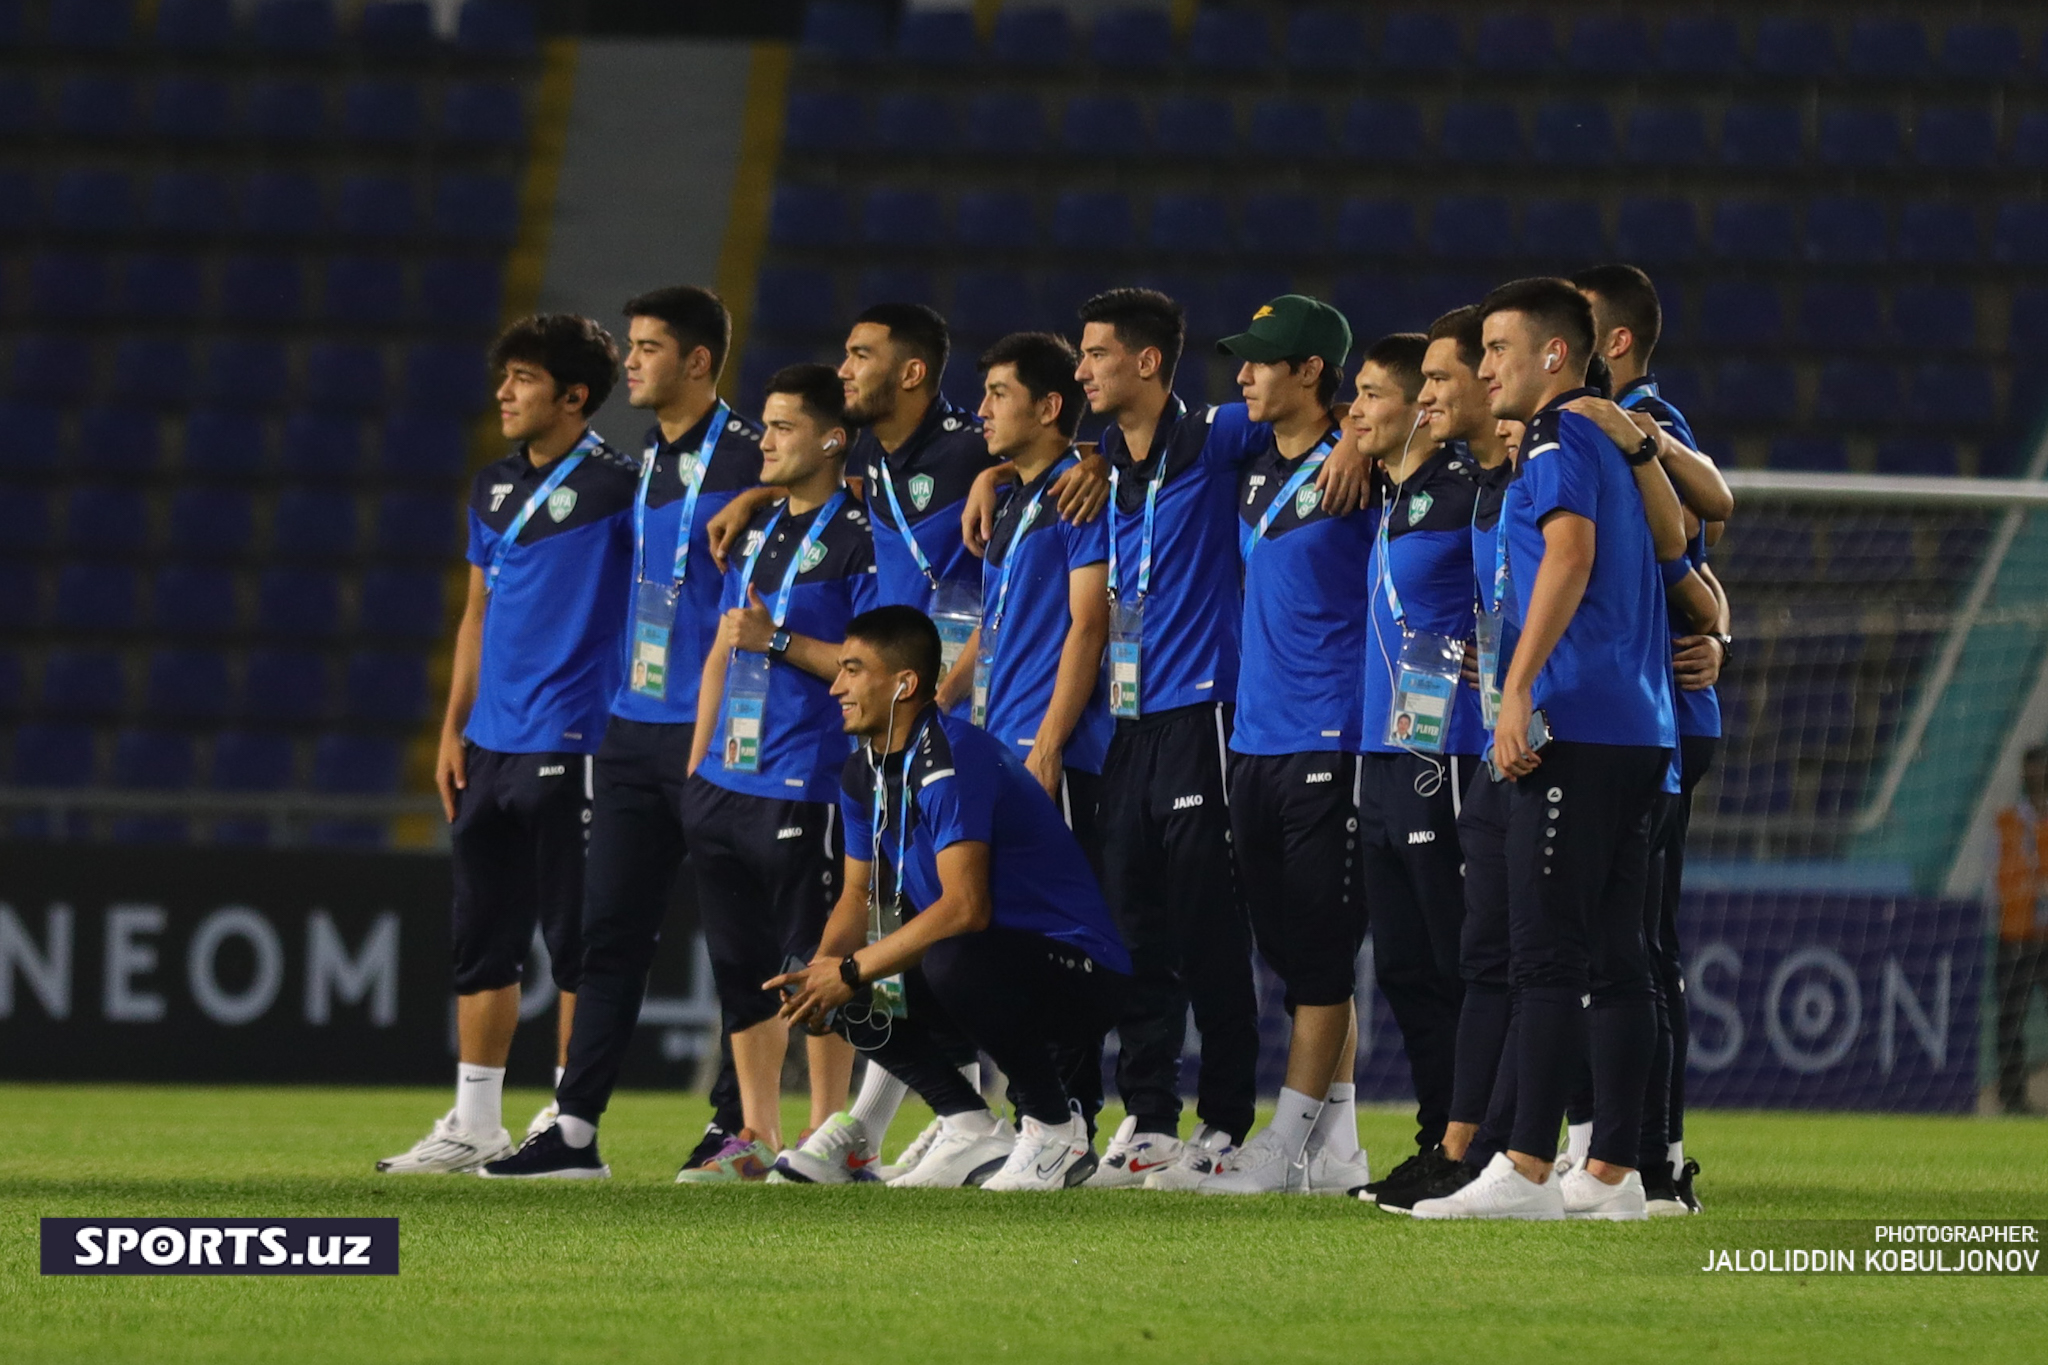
<box><xmin>1993</xmin><ymin>746</ymin><xmax>2048</xmax><ymax>1114</ymax></box>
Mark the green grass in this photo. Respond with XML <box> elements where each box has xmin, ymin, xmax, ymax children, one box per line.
<box><xmin>1</xmin><ymin>1085</ymin><xmax>2043</xmax><ymax>1364</ymax></box>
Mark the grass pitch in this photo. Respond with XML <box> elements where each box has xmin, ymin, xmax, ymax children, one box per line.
<box><xmin>2</xmin><ymin>1085</ymin><xmax>2042</xmax><ymax>1364</ymax></box>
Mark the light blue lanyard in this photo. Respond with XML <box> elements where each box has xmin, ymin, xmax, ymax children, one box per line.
<box><xmin>872</xmin><ymin>714</ymin><xmax>931</xmax><ymax>907</ymax></box>
<box><xmin>485</xmin><ymin>428</ymin><xmax>600</xmax><ymax>591</ymax></box>
<box><xmin>634</xmin><ymin>401</ymin><xmax>727</xmax><ymax>585</ymax></box>
<box><xmin>985</xmin><ymin>454</ymin><xmax>1070</xmax><ymax>635</ymax></box>
<box><xmin>875</xmin><ymin>457</ymin><xmax>939</xmax><ymax>588</ymax></box>
<box><xmin>1241</xmin><ymin>436</ymin><xmax>1334</xmax><ymax>563</ymax></box>
<box><xmin>1107</xmin><ymin>462</ymin><xmax>1166</xmax><ymax>600</ymax></box>
<box><xmin>1377</xmin><ymin>480</ymin><xmax>1410</xmax><ymax>628</ymax></box>
<box><xmin>1618</xmin><ymin>380</ymin><xmax>1657</xmax><ymax>411</ymax></box>
<box><xmin>742</xmin><ymin>488</ymin><xmax>849</xmax><ymax>628</ymax></box>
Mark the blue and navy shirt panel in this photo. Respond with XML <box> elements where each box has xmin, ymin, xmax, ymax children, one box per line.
<box><xmin>856</xmin><ymin>396</ymin><xmax>999</xmax><ymax>611</ymax></box>
<box><xmin>1618</xmin><ymin>375</ymin><xmax>1721</xmax><ymax>741</ymax></box>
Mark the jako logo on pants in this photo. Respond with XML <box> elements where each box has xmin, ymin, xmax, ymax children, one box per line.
<box><xmin>1172</xmin><ymin>795</ymin><xmax>1204</xmax><ymax>810</ymax></box>
<box><xmin>1407</xmin><ymin>830</ymin><xmax>1436</xmax><ymax>845</ymax></box>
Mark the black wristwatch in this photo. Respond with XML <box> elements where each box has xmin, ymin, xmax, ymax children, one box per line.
<box><xmin>837</xmin><ymin>955</ymin><xmax>862</xmax><ymax>990</ymax></box>
<box><xmin>1627</xmin><ymin>430</ymin><xmax>1659</xmax><ymax>466</ymax></box>
<box><xmin>768</xmin><ymin>628</ymin><xmax>792</xmax><ymax>658</ymax></box>
<box><xmin>1711</xmin><ymin>632</ymin><xmax>1734</xmax><ymax>664</ymax></box>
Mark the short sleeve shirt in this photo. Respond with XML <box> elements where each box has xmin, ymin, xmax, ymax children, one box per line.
<box><xmin>856</xmin><ymin>397</ymin><xmax>999</xmax><ymax>612</ymax></box>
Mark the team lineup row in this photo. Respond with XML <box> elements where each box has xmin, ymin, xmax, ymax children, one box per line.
<box><xmin>372</xmin><ymin>261</ymin><xmax>1732</xmax><ymax>1216</ymax></box>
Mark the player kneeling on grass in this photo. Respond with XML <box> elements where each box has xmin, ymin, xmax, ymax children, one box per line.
<box><xmin>768</xmin><ymin>607</ymin><xmax>1132</xmax><ymax>1191</ymax></box>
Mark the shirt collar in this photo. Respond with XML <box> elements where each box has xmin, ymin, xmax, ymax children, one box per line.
<box><xmin>1532</xmin><ymin>386</ymin><xmax>1598</xmax><ymax>419</ymax></box>
<box><xmin>1104</xmin><ymin>395</ymin><xmax>1188</xmax><ymax>473</ymax></box>
<box><xmin>1616</xmin><ymin>375</ymin><xmax>1657</xmax><ymax>404</ymax></box>
<box><xmin>648</xmin><ymin>406</ymin><xmax>719</xmax><ymax>458</ymax></box>
<box><xmin>878</xmin><ymin>395</ymin><xmax>967</xmax><ymax>468</ymax></box>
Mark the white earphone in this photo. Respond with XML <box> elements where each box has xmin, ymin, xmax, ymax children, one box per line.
<box><xmin>892</xmin><ymin>679</ymin><xmax>908</xmax><ymax>700</ymax></box>
<box><xmin>1543</xmin><ymin>354</ymin><xmax>1559</xmax><ymax>372</ymax></box>
<box><xmin>823</xmin><ymin>437</ymin><xmax>839</xmax><ymax>450</ymax></box>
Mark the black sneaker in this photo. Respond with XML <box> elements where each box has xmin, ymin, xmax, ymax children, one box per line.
<box><xmin>477</xmin><ymin>1124</ymin><xmax>611</xmax><ymax>1179</ymax></box>
<box><xmin>678</xmin><ymin>1123</ymin><xmax>735</xmax><ymax>1175</ymax></box>
<box><xmin>1642</xmin><ymin>1162</ymin><xmax>1686</xmax><ymax>1216</ymax></box>
<box><xmin>1673</xmin><ymin>1157</ymin><xmax>1702</xmax><ymax>1214</ymax></box>
<box><xmin>1371</xmin><ymin>1152</ymin><xmax>1478</xmax><ymax>1213</ymax></box>
<box><xmin>1360</xmin><ymin>1147</ymin><xmax>1432</xmax><ymax>1200</ymax></box>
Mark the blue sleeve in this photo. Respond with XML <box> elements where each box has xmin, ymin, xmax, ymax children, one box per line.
<box><xmin>1202</xmin><ymin>402</ymin><xmax>1260</xmax><ymax>472</ymax></box>
<box><xmin>718</xmin><ymin>561</ymin><xmax>744</xmax><ymax>612</ymax></box>
<box><xmin>840</xmin><ymin>787</ymin><xmax>872</xmax><ymax>859</ymax></box>
<box><xmin>917</xmin><ymin>762</ymin><xmax>994</xmax><ymax>852</ymax></box>
<box><xmin>1063</xmin><ymin>507</ymin><xmax>1109</xmax><ymax>569</ymax></box>
<box><xmin>1526</xmin><ymin>418</ymin><xmax>1604</xmax><ymax>524</ymax></box>
<box><xmin>465</xmin><ymin>509</ymin><xmax>490</xmax><ymax>568</ymax></box>
<box><xmin>1660</xmin><ymin>557</ymin><xmax>1693</xmax><ymax>588</ymax></box>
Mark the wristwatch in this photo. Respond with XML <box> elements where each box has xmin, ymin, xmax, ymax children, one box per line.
<box><xmin>768</xmin><ymin>628</ymin><xmax>792</xmax><ymax>658</ymax></box>
<box><xmin>837</xmin><ymin>955</ymin><xmax>863</xmax><ymax>990</ymax></box>
<box><xmin>1627</xmin><ymin>430</ymin><xmax>1659</xmax><ymax>466</ymax></box>
<box><xmin>1711</xmin><ymin>632</ymin><xmax>1734</xmax><ymax>665</ymax></box>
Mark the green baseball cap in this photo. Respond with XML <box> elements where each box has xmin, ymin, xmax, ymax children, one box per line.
<box><xmin>1217</xmin><ymin>293</ymin><xmax>1353</xmax><ymax>372</ymax></box>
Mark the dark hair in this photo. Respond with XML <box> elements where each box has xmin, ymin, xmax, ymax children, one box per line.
<box><xmin>845</xmin><ymin>605</ymin><xmax>943</xmax><ymax>701</ymax></box>
<box><xmin>764</xmin><ymin>362</ymin><xmax>847</xmax><ymax>433</ymax></box>
<box><xmin>1587</xmin><ymin>354</ymin><xmax>1613</xmax><ymax>397</ymax></box>
<box><xmin>489</xmin><ymin>314</ymin><xmax>620</xmax><ymax>414</ymax></box>
<box><xmin>979</xmin><ymin>332</ymin><xmax>1086</xmax><ymax>439</ymax></box>
<box><xmin>2026</xmin><ymin>745</ymin><xmax>2048</xmax><ymax>767</ymax></box>
<box><xmin>623</xmin><ymin>284</ymin><xmax>732</xmax><ymax>377</ymax></box>
<box><xmin>1361</xmin><ymin>332</ymin><xmax>1429</xmax><ymax>402</ymax></box>
<box><xmin>1427</xmin><ymin>305</ymin><xmax>1484</xmax><ymax>373</ymax></box>
<box><xmin>1078</xmin><ymin>287</ymin><xmax>1185</xmax><ymax>383</ymax></box>
<box><xmin>1570</xmin><ymin>263</ymin><xmax>1662</xmax><ymax>360</ymax></box>
<box><xmin>1478</xmin><ymin>277</ymin><xmax>1596</xmax><ymax>370</ymax></box>
<box><xmin>854</xmin><ymin>302</ymin><xmax>950</xmax><ymax>386</ymax></box>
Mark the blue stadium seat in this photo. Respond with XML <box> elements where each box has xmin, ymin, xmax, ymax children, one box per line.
<box><xmin>0</xmin><ymin>650</ymin><xmax>20</xmax><ymax>715</ymax></box>
<box><xmin>359</xmin><ymin>567</ymin><xmax>443</xmax><ymax>638</ymax></box>
<box><xmin>1708</xmin><ymin>360</ymin><xmax>1797</xmax><ymax>423</ymax></box>
<box><xmin>433</xmin><ymin>172</ymin><xmax>517</xmax><ymax>241</ymax></box>
<box><xmin>1428</xmin><ymin>195</ymin><xmax>1515</xmax><ymax>262</ymax></box>
<box><xmin>241</xmin><ymin>170</ymin><xmax>324</xmax><ymax>237</ymax></box>
<box><xmin>182</xmin><ymin>410</ymin><xmax>268</xmax><ymax>477</ymax></box>
<box><xmin>343</xmin><ymin>79</ymin><xmax>422</xmax><ymax>143</ymax></box>
<box><xmin>41</xmin><ymin>648</ymin><xmax>127</xmax><ymax>717</ymax></box>
<box><xmin>1439</xmin><ymin>101</ymin><xmax>1523</xmax><ymax>165</ymax></box>
<box><xmin>1241</xmin><ymin>192</ymin><xmax>1323</xmax><ymax>257</ymax></box>
<box><xmin>0</xmin><ymin>485</ymin><xmax>51</xmax><ymax>550</ymax></box>
<box><xmin>1051</xmin><ymin>190</ymin><xmax>1132</xmax><ymax>252</ymax></box>
<box><xmin>1769</xmin><ymin>437</ymin><xmax>1847</xmax><ymax>472</ymax></box>
<box><xmin>1531</xmin><ymin>100</ymin><xmax>1614</xmax><ymax>167</ymax></box>
<box><xmin>1091</xmin><ymin>6</ymin><xmax>1171</xmax><ymax>68</ymax></box>
<box><xmin>955</xmin><ymin>191</ymin><xmax>1037</xmax><ymax>252</ymax></box>
<box><xmin>1721</xmin><ymin>104</ymin><xmax>1804</xmax><ymax>168</ymax></box>
<box><xmin>1874</xmin><ymin>438</ymin><xmax>1958</xmax><ymax>477</ymax></box>
<box><xmin>337</xmin><ymin>174</ymin><xmax>417</xmax><ymax>238</ymax></box>
<box><xmin>872</xmin><ymin>92</ymin><xmax>954</xmax><ymax>154</ymax></box>
<box><xmin>1246</xmin><ymin>98</ymin><xmax>1326</xmax><ymax>158</ymax></box>
<box><xmin>1940</xmin><ymin>23</ymin><xmax>2021</xmax><ymax>80</ymax></box>
<box><xmin>14</xmin><ymin>725</ymin><xmax>97</xmax><ymax>787</ymax></box>
<box><xmin>1798</xmin><ymin>282</ymin><xmax>1889</xmax><ymax>350</ymax></box>
<box><xmin>1205</xmin><ymin>272</ymin><xmax>1291</xmax><ymax>340</ymax></box>
<box><xmin>375</xmin><ymin>492</ymin><xmax>453</xmax><ymax>558</ymax></box>
<box><xmin>1816</xmin><ymin>360</ymin><xmax>1902</xmax><ymax>424</ymax></box>
<box><xmin>1154</xmin><ymin>96</ymin><xmax>1234</xmax><ymax>160</ymax></box>
<box><xmin>1806</xmin><ymin>197</ymin><xmax>1889</xmax><ymax>264</ymax></box>
<box><xmin>1914</xmin><ymin>107</ymin><xmax>1997</xmax><ymax>170</ymax></box>
<box><xmin>1148</xmin><ymin>193</ymin><xmax>1232</xmax><ymax>255</ymax></box>
<box><xmin>245</xmin><ymin>79</ymin><xmax>327</xmax><ymax>142</ymax></box>
<box><xmin>1339</xmin><ymin>99</ymin><xmax>1423</xmax><ymax>163</ymax></box>
<box><xmin>313</xmin><ymin>734</ymin><xmax>399</xmax><ymax>793</ymax></box>
<box><xmin>52</xmin><ymin>169</ymin><xmax>134</xmax><ymax>233</ymax></box>
<box><xmin>2014</xmin><ymin>113</ymin><xmax>2048</xmax><ymax>170</ymax></box>
<box><xmin>156</xmin><ymin>0</ymin><xmax>233</xmax><ymax>52</ymax></box>
<box><xmin>303</xmin><ymin>343</ymin><xmax>385</xmax><ymax>412</ymax></box>
<box><xmin>212</xmin><ymin>731</ymin><xmax>295</xmax><ymax>791</ymax></box>
<box><xmin>1283</xmin><ymin>5</ymin><xmax>1365</xmax><ymax>73</ymax></box>
<box><xmin>28</xmin><ymin>252</ymin><xmax>110</xmax><ymax>318</ymax></box>
<box><xmin>63</xmin><ymin>485</ymin><xmax>149</xmax><ymax>555</ymax></box>
<box><xmin>400</xmin><ymin>343</ymin><xmax>487</xmax><ymax>413</ymax></box>
<box><xmin>1062</xmin><ymin>94</ymin><xmax>1145</xmax><ymax>157</ymax></box>
<box><xmin>862</xmin><ymin>188</ymin><xmax>944</xmax><ymax>248</ymax></box>
<box><xmin>239</xmin><ymin>649</ymin><xmax>328</xmax><ymax>722</ymax></box>
<box><xmin>0</xmin><ymin>75</ymin><xmax>30</xmax><ymax>138</ymax></box>
<box><xmin>1654</xmin><ymin>366</ymin><xmax>1706</xmax><ymax>417</ymax></box>
<box><xmin>200</xmin><ymin>339</ymin><xmax>289</xmax><ymax>408</ymax></box>
<box><xmin>1614</xmin><ymin>196</ymin><xmax>1697</xmax><ymax>262</ymax></box>
<box><xmin>895</xmin><ymin>7</ymin><xmax>975</xmax><ymax>65</ymax></box>
<box><xmin>1519</xmin><ymin>198</ymin><xmax>1603</xmax><ymax>261</ymax></box>
<box><xmin>752</xmin><ymin>265</ymin><xmax>837</xmax><ymax>337</ymax></box>
<box><xmin>1753</xmin><ymin>17</ymin><xmax>1834</xmax><ymax>77</ymax></box>
<box><xmin>784</xmin><ymin>90</ymin><xmax>862</xmax><ymax>154</ymax></box>
<box><xmin>114</xmin><ymin>729</ymin><xmax>196</xmax><ymax>789</ymax></box>
<box><xmin>320</xmin><ymin>257</ymin><xmax>406</xmax><ymax>325</ymax></box>
<box><xmin>1187</xmin><ymin>6</ymin><xmax>1268</xmax><ymax>72</ymax></box>
<box><xmin>77</xmin><ymin>407</ymin><xmax>160</xmax><ymax>475</ymax></box>
<box><xmin>252</xmin><ymin>0</ymin><xmax>335</xmax><ymax>55</ymax></box>
<box><xmin>1711</xmin><ymin>200</ymin><xmax>1797</xmax><ymax>262</ymax></box>
<box><xmin>769</xmin><ymin>183</ymin><xmax>846</xmax><ymax>249</ymax></box>
<box><xmin>378</xmin><ymin>412</ymin><xmax>466</xmax><ymax>482</ymax></box>
<box><xmin>146</xmin><ymin>169</ymin><xmax>229</xmax><ymax>235</ymax></box>
<box><xmin>150</xmin><ymin>564</ymin><xmax>238</xmax><ymax>633</ymax></box>
<box><xmin>989</xmin><ymin>7</ymin><xmax>1071</xmax><ymax>67</ymax></box>
<box><xmin>51</xmin><ymin>563</ymin><xmax>138</xmax><ymax>631</ymax></box>
<box><xmin>257</xmin><ymin>568</ymin><xmax>340</xmax><ymax>637</ymax></box>
<box><xmin>153</xmin><ymin>75</ymin><xmax>232</xmax><ymax>141</ymax></box>
<box><xmin>2011</xmin><ymin>288</ymin><xmax>2048</xmax><ymax>353</ymax></box>
<box><xmin>1567</xmin><ymin>15</ymin><xmax>1651</xmax><ymax>72</ymax></box>
<box><xmin>344</xmin><ymin>651</ymin><xmax>425</xmax><ymax>723</ymax></box>
<box><xmin>1896</xmin><ymin>203</ymin><xmax>1978</xmax><ymax>265</ymax></box>
<box><xmin>111</xmin><ymin>338</ymin><xmax>193</xmax><ymax>408</ymax></box>
<box><xmin>12</xmin><ymin>337</ymin><xmax>95</xmax><ymax>405</ymax></box>
<box><xmin>454</xmin><ymin>0</ymin><xmax>534</xmax><ymax>57</ymax></box>
<box><xmin>1378</xmin><ymin>10</ymin><xmax>1459</xmax><ymax>72</ymax></box>
<box><xmin>123</xmin><ymin>254</ymin><xmax>204</xmax><ymax>320</ymax></box>
<box><xmin>360</xmin><ymin>1</ymin><xmax>434</xmax><ymax>54</ymax></box>
<box><xmin>219</xmin><ymin>255</ymin><xmax>305</xmax><ymax>322</ymax></box>
<box><xmin>56</xmin><ymin>73</ymin><xmax>136</xmax><ymax>138</ymax></box>
<box><xmin>281</xmin><ymin>412</ymin><xmax>362</xmax><ymax>480</ymax></box>
<box><xmin>1906</xmin><ymin>363</ymin><xmax>1995</xmax><ymax>428</ymax></box>
<box><xmin>1472</xmin><ymin>12</ymin><xmax>1553</xmax><ymax>72</ymax></box>
<box><xmin>799</xmin><ymin>0</ymin><xmax>886</xmax><ymax>61</ymax></box>
<box><xmin>1328</xmin><ymin>198</ymin><xmax>1411</xmax><ymax>259</ymax></box>
<box><xmin>1819</xmin><ymin>107</ymin><xmax>1902</xmax><ymax>169</ymax></box>
<box><xmin>167</xmin><ymin>488</ymin><xmax>255</xmax><ymax>556</ymax></box>
<box><xmin>1994</xmin><ymin>203</ymin><xmax>2048</xmax><ymax>266</ymax></box>
<box><xmin>418</xmin><ymin>257</ymin><xmax>500</xmax><ymax>324</ymax></box>
<box><xmin>441</xmin><ymin>82</ymin><xmax>524</xmax><ymax>146</ymax></box>
<box><xmin>273</xmin><ymin>487</ymin><xmax>359</xmax><ymax>558</ymax></box>
<box><xmin>962</xmin><ymin>92</ymin><xmax>1045</xmax><ymax>155</ymax></box>
<box><xmin>49</xmin><ymin>0</ymin><xmax>132</xmax><ymax>48</ymax></box>
<box><xmin>1845</xmin><ymin>18</ymin><xmax>1928</xmax><ymax>78</ymax></box>
<box><xmin>0</xmin><ymin>561</ymin><xmax>38</xmax><ymax>630</ymax></box>
<box><xmin>949</xmin><ymin>271</ymin><xmax>1041</xmax><ymax>339</ymax></box>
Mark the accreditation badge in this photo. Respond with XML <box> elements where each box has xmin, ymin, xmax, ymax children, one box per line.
<box><xmin>930</xmin><ymin>578</ymin><xmax>982</xmax><ymax>679</ymax></box>
<box><xmin>720</xmin><ymin>650</ymin><xmax>771</xmax><ymax>773</ymax></box>
<box><xmin>971</xmin><ymin>623</ymin><xmax>997</xmax><ymax>729</ymax></box>
<box><xmin>1387</xmin><ymin>630</ymin><xmax>1462</xmax><ymax>754</ymax></box>
<box><xmin>1474</xmin><ymin>608</ymin><xmax>1504</xmax><ymax>730</ymax></box>
<box><xmin>629</xmin><ymin>580</ymin><xmax>677</xmax><ymax>700</ymax></box>
<box><xmin>1107</xmin><ymin>595</ymin><xmax>1144</xmax><ymax>720</ymax></box>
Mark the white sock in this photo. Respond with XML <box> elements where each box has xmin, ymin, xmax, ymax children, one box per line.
<box><xmin>553</xmin><ymin>1066</ymin><xmax>564</xmax><ymax>1089</ymax></box>
<box><xmin>1668</xmin><ymin>1139</ymin><xmax>1684</xmax><ymax>1175</ymax></box>
<box><xmin>1269</xmin><ymin>1087</ymin><xmax>1324</xmax><ymax>1156</ymax></box>
<box><xmin>1565</xmin><ymin>1121</ymin><xmax>1592</xmax><ymax>1167</ymax></box>
<box><xmin>557</xmin><ymin>1114</ymin><xmax>596</xmax><ymax>1148</ymax></box>
<box><xmin>942</xmin><ymin>1107</ymin><xmax>1001</xmax><ymax>1136</ymax></box>
<box><xmin>454</xmin><ymin>1064</ymin><xmax>504</xmax><ymax>1135</ymax></box>
<box><xmin>1312</xmin><ymin>1082</ymin><xmax>1360</xmax><ymax>1159</ymax></box>
<box><xmin>849</xmin><ymin>1063</ymin><xmax>908</xmax><ymax>1149</ymax></box>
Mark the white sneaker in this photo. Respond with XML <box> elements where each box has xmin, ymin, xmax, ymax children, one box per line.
<box><xmin>878</xmin><ymin>1117</ymin><xmax>944</xmax><ymax>1183</ymax></box>
<box><xmin>1552</xmin><ymin>1152</ymin><xmax>1578</xmax><ymax>1180</ymax></box>
<box><xmin>1301</xmin><ymin>1142</ymin><xmax>1372</xmax><ymax>1197</ymax></box>
<box><xmin>1198</xmin><ymin>1126</ymin><xmax>1305</xmax><ymax>1195</ymax></box>
<box><xmin>1411</xmin><ymin>1152</ymin><xmax>1565</xmax><ymax>1221</ymax></box>
<box><xmin>375</xmin><ymin>1109</ymin><xmax>513</xmax><ymax>1174</ymax></box>
<box><xmin>1142</xmin><ymin>1123</ymin><xmax>1237</xmax><ymax>1190</ymax></box>
<box><xmin>1560</xmin><ymin>1166</ymin><xmax>1648</xmax><ymax>1221</ymax></box>
<box><xmin>525</xmin><ymin>1100</ymin><xmax>559</xmax><ymax>1140</ymax></box>
<box><xmin>886</xmin><ymin>1111</ymin><xmax>1015</xmax><ymax>1188</ymax></box>
<box><xmin>772</xmin><ymin>1112</ymin><xmax>882</xmax><ymax>1185</ymax></box>
<box><xmin>982</xmin><ymin>1113</ymin><xmax>1090</xmax><ymax>1191</ymax></box>
<box><xmin>1088</xmin><ymin>1116</ymin><xmax>1183</xmax><ymax>1188</ymax></box>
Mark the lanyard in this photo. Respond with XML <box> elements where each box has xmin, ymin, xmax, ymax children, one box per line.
<box><xmin>485</xmin><ymin>428</ymin><xmax>600</xmax><ymax>591</ymax></box>
<box><xmin>1618</xmin><ymin>379</ymin><xmax>1657</xmax><ymax>411</ymax></box>
<box><xmin>872</xmin><ymin>714</ymin><xmax>932</xmax><ymax>910</ymax></box>
<box><xmin>1242</xmin><ymin>436</ymin><xmax>1334</xmax><ymax>564</ymax></box>
<box><xmin>1107</xmin><ymin>461</ymin><xmax>1167</xmax><ymax>601</ymax></box>
<box><xmin>634</xmin><ymin>401</ymin><xmax>728</xmax><ymax>586</ymax></box>
<box><xmin>985</xmin><ymin>454</ymin><xmax>1069</xmax><ymax>635</ymax></box>
<box><xmin>741</xmin><ymin>487</ymin><xmax>848</xmax><ymax>628</ymax></box>
<box><xmin>875</xmin><ymin>455</ymin><xmax>939</xmax><ymax>588</ymax></box>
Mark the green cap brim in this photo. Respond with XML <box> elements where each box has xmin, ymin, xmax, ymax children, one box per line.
<box><xmin>1216</xmin><ymin>331</ymin><xmax>1290</xmax><ymax>361</ymax></box>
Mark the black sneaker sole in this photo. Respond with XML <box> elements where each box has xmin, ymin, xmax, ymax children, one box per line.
<box><xmin>476</xmin><ymin>1162</ymin><xmax>611</xmax><ymax>1179</ymax></box>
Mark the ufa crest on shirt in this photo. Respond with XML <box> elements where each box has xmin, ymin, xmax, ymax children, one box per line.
<box><xmin>908</xmin><ymin>473</ymin><xmax>935</xmax><ymax>511</ymax></box>
<box><xmin>546</xmin><ymin>486</ymin><xmax>577</xmax><ymax>522</ymax></box>
<box><xmin>799</xmin><ymin>541</ymin><xmax>828</xmax><ymax>573</ymax></box>
<box><xmin>1407</xmin><ymin>490</ymin><xmax>1433</xmax><ymax>525</ymax></box>
<box><xmin>1294</xmin><ymin>483</ymin><xmax>1321</xmax><ymax>519</ymax></box>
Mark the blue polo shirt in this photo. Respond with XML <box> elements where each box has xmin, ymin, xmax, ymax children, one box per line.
<box><xmin>979</xmin><ymin>451</ymin><xmax>1113</xmax><ymax>773</ymax></box>
<box><xmin>1618</xmin><ymin>375</ymin><xmax>1721</xmax><ymax>741</ymax></box>
<box><xmin>1232</xmin><ymin>423</ymin><xmax>1375</xmax><ymax>756</ymax></box>
<box><xmin>856</xmin><ymin>395</ymin><xmax>997</xmax><ymax>612</ymax></box>
<box><xmin>1362</xmin><ymin>445</ymin><xmax>1487</xmax><ymax>757</ymax></box>
<box><xmin>841</xmin><ymin>708</ymin><xmax>1130</xmax><ymax>974</ymax></box>
<box><xmin>1471</xmin><ymin>447</ymin><xmax>1517</xmax><ymax>708</ymax></box>
<box><xmin>1500</xmin><ymin>390</ymin><xmax>1676</xmax><ymax>749</ymax></box>
<box><xmin>1103</xmin><ymin>398</ymin><xmax>1263</xmax><ymax>716</ymax></box>
<box><xmin>464</xmin><ymin>433</ymin><xmax>636</xmax><ymax>754</ymax></box>
<box><xmin>699</xmin><ymin>494</ymin><xmax>880</xmax><ymax>804</ymax></box>
<box><xmin>609</xmin><ymin>408</ymin><xmax>765</xmax><ymax>725</ymax></box>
